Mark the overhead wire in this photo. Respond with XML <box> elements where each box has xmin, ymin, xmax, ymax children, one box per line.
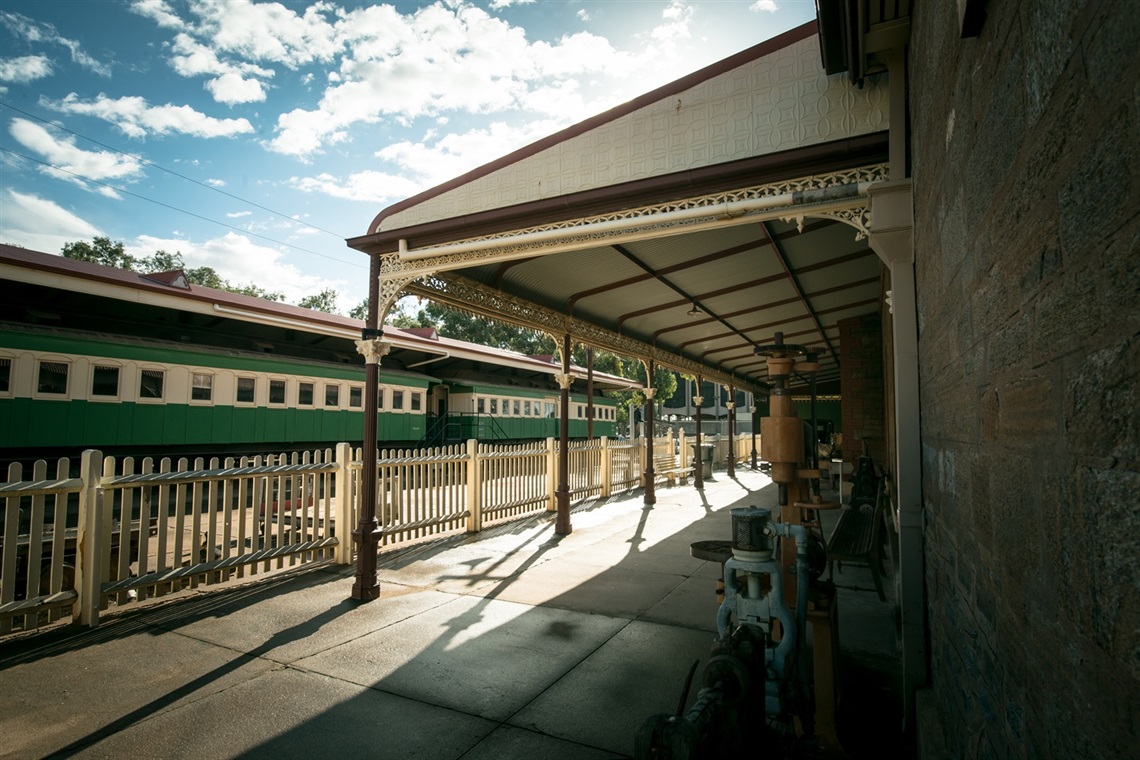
<box><xmin>0</xmin><ymin>100</ymin><xmax>348</xmax><ymax>240</ymax></box>
<box><xmin>1</xmin><ymin>146</ymin><xmax>366</xmax><ymax>269</ymax></box>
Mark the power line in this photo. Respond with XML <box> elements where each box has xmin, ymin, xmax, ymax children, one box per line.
<box><xmin>1</xmin><ymin>146</ymin><xmax>366</xmax><ymax>269</ymax></box>
<box><xmin>0</xmin><ymin>100</ymin><xmax>347</xmax><ymax>239</ymax></box>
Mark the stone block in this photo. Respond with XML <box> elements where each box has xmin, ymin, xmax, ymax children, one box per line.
<box><xmin>1059</xmin><ymin>107</ymin><xmax>1133</xmax><ymax>256</ymax></box>
<box><xmin>1063</xmin><ymin>336</ymin><xmax>1139</xmax><ymax>463</ymax></box>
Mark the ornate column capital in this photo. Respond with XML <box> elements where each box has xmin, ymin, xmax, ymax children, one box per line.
<box><xmin>725</xmin><ymin>402</ymin><xmax>736</xmax><ymax>410</ymax></box>
<box><xmin>355</xmin><ymin>338</ymin><xmax>392</xmax><ymax>365</ymax></box>
<box><xmin>749</xmin><ymin>405</ymin><xmax>757</xmax><ymax>413</ymax></box>
<box><xmin>644</xmin><ymin>388</ymin><xmax>657</xmax><ymax>400</ymax></box>
<box><xmin>693</xmin><ymin>396</ymin><xmax>704</xmax><ymax>405</ymax></box>
<box><xmin>554</xmin><ymin>373</ymin><xmax>574</xmax><ymax>390</ymax></box>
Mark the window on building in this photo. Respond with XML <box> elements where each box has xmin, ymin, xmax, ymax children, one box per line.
<box><xmin>191</xmin><ymin>373</ymin><xmax>213</xmax><ymax>401</ymax></box>
<box><xmin>325</xmin><ymin>384</ymin><xmax>339</xmax><ymax>407</ymax></box>
<box><xmin>236</xmin><ymin>377</ymin><xmax>256</xmax><ymax>403</ymax></box>
<box><xmin>139</xmin><ymin>369</ymin><xmax>164</xmax><ymax>399</ymax></box>
<box><xmin>0</xmin><ymin>357</ymin><xmax>9</xmax><ymax>393</ymax></box>
<box><xmin>91</xmin><ymin>365</ymin><xmax>120</xmax><ymax>397</ymax></box>
<box><xmin>392</xmin><ymin>389</ymin><xmax>404</xmax><ymax>410</ymax></box>
<box><xmin>298</xmin><ymin>382</ymin><xmax>314</xmax><ymax>406</ymax></box>
<box><xmin>349</xmin><ymin>386</ymin><xmax>362</xmax><ymax>408</ymax></box>
<box><xmin>410</xmin><ymin>392</ymin><xmax>421</xmax><ymax>411</ymax></box>
<box><xmin>477</xmin><ymin>398</ymin><xmax>485</xmax><ymax>414</ymax></box>
<box><xmin>269</xmin><ymin>379</ymin><xmax>286</xmax><ymax>404</ymax></box>
<box><xmin>37</xmin><ymin>361</ymin><xmax>68</xmax><ymax>395</ymax></box>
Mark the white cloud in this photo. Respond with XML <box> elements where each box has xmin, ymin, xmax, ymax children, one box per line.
<box><xmin>127</xmin><ymin>232</ymin><xmax>344</xmax><ymax>304</ymax></box>
<box><xmin>205</xmin><ymin>71</ymin><xmax>267</xmax><ymax>104</ymax></box>
<box><xmin>226</xmin><ymin>210</ymin><xmax>252</xmax><ymax>218</ymax></box>
<box><xmin>0</xmin><ymin>11</ymin><xmax>111</xmax><ymax>76</ymax></box>
<box><xmin>653</xmin><ymin>0</ymin><xmax>695</xmax><ymax>42</ymax></box>
<box><xmin>750</xmin><ymin>1</ymin><xmax>780</xmax><ymax>12</ymax></box>
<box><xmin>205</xmin><ymin>178</ymin><xmax>226</xmax><ymax>187</ymax></box>
<box><xmin>267</xmin><ymin>4</ymin><xmax>624</xmax><ymax>157</ymax></box>
<box><xmin>129</xmin><ymin>0</ymin><xmax>184</xmax><ymax>28</ymax></box>
<box><xmin>287</xmin><ymin>170</ymin><xmax>423</xmax><ymax>205</ymax></box>
<box><xmin>9</xmin><ymin>118</ymin><xmax>143</xmax><ymax>184</ymax></box>
<box><xmin>0</xmin><ymin>190</ymin><xmax>103</xmax><ymax>253</ymax></box>
<box><xmin>97</xmin><ymin>185</ymin><xmax>124</xmax><ymax>200</ymax></box>
<box><xmin>186</xmin><ymin>0</ymin><xmax>341</xmax><ymax>68</ymax></box>
<box><xmin>577</xmin><ymin>9</ymin><xmax>590</xmax><ymax>22</ymax></box>
<box><xmin>42</xmin><ymin>93</ymin><xmax>255</xmax><ymax>139</ymax></box>
<box><xmin>169</xmin><ymin>33</ymin><xmax>272</xmax><ymax>105</ymax></box>
<box><xmin>0</xmin><ymin>54</ymin><xmax>53</xmax><ymax>83</ymax></box>
<box><xmin>489</xmin><ymin>0</ymin><xmax>536</xmax><ymax>8</ymax></box>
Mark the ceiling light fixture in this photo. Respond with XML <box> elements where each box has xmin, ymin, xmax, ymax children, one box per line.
<box><xmin>686</xmin><ymin>303</ymin><xmax>701</xmax><ymax>317</ymax></box>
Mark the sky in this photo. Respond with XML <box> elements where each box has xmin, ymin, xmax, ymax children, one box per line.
<box><xmin>0</xmin><ymin>0</ymin><xmax>815</xmax><ymax>313</ymax></box>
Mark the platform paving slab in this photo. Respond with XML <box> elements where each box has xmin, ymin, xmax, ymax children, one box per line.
<box><xmin>294</xmin><ymin>593</ymin><xmax>628</xmax><ymax>723</ymax></box>
<box><xmin>68</xmin><ymin>666</ymin><xmax>499</xmax><ymax>760</ymax></box>
<box><xmin>459</xmin><ymin>724</ymin><xmax>624</xmax><ymax>760</ymax></box>
<box><xmin>507</xmin><ymin>619</ymin><xmax>716</xmax><ymax>757</ymax></box>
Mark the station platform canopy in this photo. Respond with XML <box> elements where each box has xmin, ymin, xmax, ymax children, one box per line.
<box><xmin>349</xmin><ymin>21</ymin><xmax>893</xmax><ymax>398</ymax></box>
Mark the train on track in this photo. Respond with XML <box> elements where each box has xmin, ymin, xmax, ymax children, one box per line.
<box><xmin>0</xmin><ymin>244</ymin><xmax>634</xmax><ymax>464</ymax></box>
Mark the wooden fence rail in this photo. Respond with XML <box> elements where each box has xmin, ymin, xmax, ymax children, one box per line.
<box><xmin>2</xmin><ymin>433</ymin><xmax>750</xmax><ymax>634</ymax></box>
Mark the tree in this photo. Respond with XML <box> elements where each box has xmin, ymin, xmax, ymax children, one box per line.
<box><xmin>349</xmin><ymin>299</ymin><xmax>369</xmax><ymax>321</ymax></box>
<box><xmin>298</xmin><ymin>288</ymin><xmax>339</xmax><ymax>314</ymax></box>
<box><xmin>62</xmin><ymin>237</ymin><xmax>137</xmax><ymax>269</ymax></box>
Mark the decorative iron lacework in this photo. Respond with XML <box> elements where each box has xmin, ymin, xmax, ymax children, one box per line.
<box><xmin>402</xmin><ymin>273</ymin><xmax>768</xmax><ymax>395</ymax></box>
<box><xmin>385</xmin><ymin>165</ymin><xmax>887</xmax><ymax>276</ymax></box>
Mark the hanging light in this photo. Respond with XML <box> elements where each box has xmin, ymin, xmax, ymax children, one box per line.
<box><xmin>686</xmin><ymin>303</ymin><xmax>701</xmax><ymax>317</ymax></box>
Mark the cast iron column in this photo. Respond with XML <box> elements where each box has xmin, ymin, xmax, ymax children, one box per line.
<box><xmin>352</xmin><ymin>255</ymin><xmax>385</xmax><ymax>601</ymax></box>
<box><xmin>750</xmin><ymin>404</ymin><xmax>758</xmax><ymax>469</ymax></box>
<box><xmin>586</xmin><ymin>347</ymin><xmax>594</xmax><ymax>439</ymax></box>
<box><xmin>643</xmin><ymin>359</ymin><xmax>656</xmax><ymax>505</ymax></box>
<box><xmin>555</xmin><ymin>334</ymin><xmax>572</xmax><ymax>535</ymax></box>
<box><xmin>693</xmin><ymin>375</ymin><xmax>704</xmax><ymax>490</ymax></box>
<box><xmin>726</xmin><ymin>387</ymin><xmax>736</xmax><ymax>478</ymax></box>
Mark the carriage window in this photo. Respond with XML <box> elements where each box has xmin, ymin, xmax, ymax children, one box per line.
<box><xmin>0</xmin><ymin>357</ymin><xmax>9</xmax><ymax>393</ymax></box>
<box><xmin>191</xmin><ymin>373</ymin><xmax>213</xmax><ymax>401</ymax></box>
<box><xmin>236</xmin><ymin>377</ymin><xmax>255</xmax><ymax>403</ymax></box>
<box><xmin>37</xmin><ymin>361</ymin><xmax>68</xmax><ymax>395</ymax></box>
<box><xmin>545</xmin><ymin>403</ymin><xmax>555</xmax><ymax>417</ymax></box>
<box><xmin>490</xmin><ymin>399</ymin><xmax>498</xmax><ymax>414</ymax></box>
<box><xmin>139</xmin><ymin>369</ymin><xmax>164</xmax><ymax>399</ymax></box>
<box><xmin>512</xmin><ymin>400</ymin><xmax>520</xmax><ymax>415</ymax></box>
<box><xmin>325</xmin><ymin>384</ymin><xmax>339</xmax><ymax>407</ymax></box>
<box><xmin>392</xmin><ymin>390</ymin><xmax>404</xmax><ymax>411</ymax></box>
<box><xmin>477</xmin><ymin>398</ymin><xmax>485</xmax><ymax>414</ymax></box>
<box><xmin>298</xmin><ymin>382</ymin><xmax>314</xmax><ymax>406</ymax></box>
<box><xmin>349</xmin><ymin>386</ymin><xmax>362</xmax><ymax>408</ymax></box>
<box><xmin>269</xmin><ymin>379</ymin><xmax>286</xmax><ymax>404</ymax></box>
<box><xmin>523</xmin><ymin>400</ymin><xmax>531</xmax><ymax>415</ymax></box>
<box><xmin>410</xmin><ymin>392</ymin><xmax>421</xmax><ymax>411</ymax></box>
<box><xmin>91</xmin><ymin>365</ymin><xmax>119</xmax><ymax>397</ymax></box>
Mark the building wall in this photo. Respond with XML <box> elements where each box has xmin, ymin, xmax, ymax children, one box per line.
<box><xmin>838</xmin><ymin>313</ymin><xmax>887</xmax><ymax>468</ymax></box>
<box><xmin>910</xmin><ymin>1</ymin><xmax>1139</xmax><ymax>757</ymax></box>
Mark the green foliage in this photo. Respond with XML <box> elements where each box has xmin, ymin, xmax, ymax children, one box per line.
<box><xmin>298</xmin><ymin>287</ymin><xmax>339</xmax><ymax>314</ymax></box>
<box><xmin>61</xmin><ymin>237</ymin><xmax>288</xmax><ymax>304</ymax></box>
<box><xmin>348</xmin><ymin>299</ymin><xmax>369</xmax><ymax>321</ymax></box>
<box><xmin>61</xmin><ymin>236</ymin><xmax>136</xmax><ymax>269</ymax></box>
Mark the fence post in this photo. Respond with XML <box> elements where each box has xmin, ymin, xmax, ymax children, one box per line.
<box><xmin>546</xmin><ymin>437</ymin><xmax>557</xmax><ymax>512</ymax></box>
<box><xmin>334</xmin><ymin>443</ymin><xmax>354</xmax><ymax>564</ymax></box>
<box><xmin>465</xmin><ymin>439</ymin><xmax>482</xmax><ymax>533</ymax></box>
<box><xmin>600</xmin><ymin>436</ymin><xmax>612</xmax><ymax>498</ymax></box>
<box><xmin>73</xmin><ymin>449</ymin><xmax>104</xmax><ymax>627</ymax></box>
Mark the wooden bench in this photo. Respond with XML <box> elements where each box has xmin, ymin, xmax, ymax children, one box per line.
<box><xmin>826</xmin><ymin>477</ymin><xmax>889</xmax><ymax>601</ymax></box>
<box><xmin>651</xmin><ymin>453</ymin><xmax>693</xmax><ymax>487</ymax></box>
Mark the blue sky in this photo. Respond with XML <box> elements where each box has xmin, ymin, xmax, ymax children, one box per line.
<box><xmin>0</xmin><ymin>0</ymin><xmax>814</xmax><ymax>312</ymax></box>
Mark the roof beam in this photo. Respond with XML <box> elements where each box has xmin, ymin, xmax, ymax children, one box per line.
<box><xmin>760</xmin><ymin>220</ymin><xmax>840</xmax><ymax>364</ymax></box>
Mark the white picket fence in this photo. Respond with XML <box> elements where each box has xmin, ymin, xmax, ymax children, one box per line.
<box><xmin>1</xmin><ymin>432</ymin><xmax>749</xmax><ymax>634</ymax></box>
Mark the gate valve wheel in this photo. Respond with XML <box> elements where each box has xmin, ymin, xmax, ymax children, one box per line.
<box><xmin>703</xmin><ymin>654</ymin><xmax>752</xmax><ymax>704</ymax></box>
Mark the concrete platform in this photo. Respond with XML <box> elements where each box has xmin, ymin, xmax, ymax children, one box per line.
<box><xmin>0</xmin><ymin>468</ymin><xmax>911</xmax><ymax>759</ymax></box>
